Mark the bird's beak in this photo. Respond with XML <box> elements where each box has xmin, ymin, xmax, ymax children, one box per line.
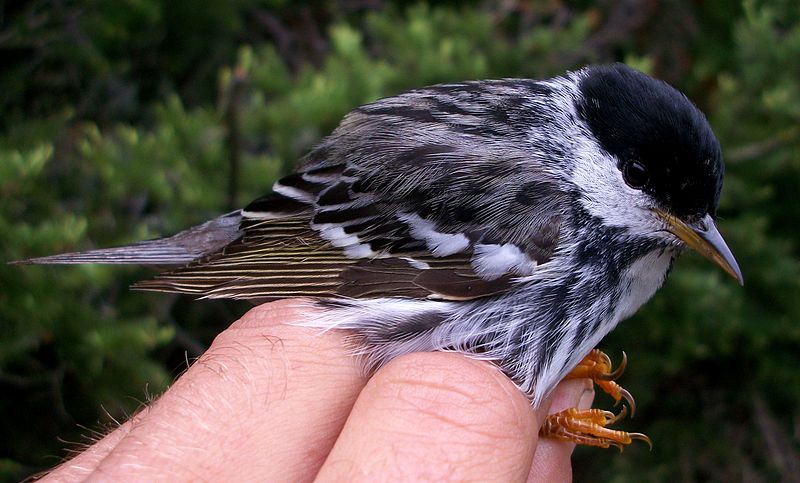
<box><xmin>654</xmin><ymin>209</ymin><xmax>743</xmax><ymax>285</ymax></box>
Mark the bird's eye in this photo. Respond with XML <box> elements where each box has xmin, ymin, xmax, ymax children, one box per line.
<box><xmin>623</xmin><ymin>160</ymin><xmax>649</xmax><ymax>188</ymax></box>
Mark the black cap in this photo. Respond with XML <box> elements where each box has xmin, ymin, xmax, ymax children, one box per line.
<box><xmin>577</xmin><ymin>63</ymin><xmax>724</xmax><ymax>220</ymax></box>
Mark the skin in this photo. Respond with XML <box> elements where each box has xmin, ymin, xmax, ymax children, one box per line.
<box><xmin>43</xmin><ymin>300</ymin><xmax>594</xmax><ymax>482</ymax></box>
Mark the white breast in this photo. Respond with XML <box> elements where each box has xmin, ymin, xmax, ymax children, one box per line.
<box><xmin>615</xmin><ymin>249</ymin><xmax>674</xmax><ymax>321</ymax></box>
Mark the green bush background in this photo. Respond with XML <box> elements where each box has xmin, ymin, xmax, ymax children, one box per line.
<box><xmin>2</xmin><ymin>1</ymin><xmax>799</xmax><ymax>481</ymax></box>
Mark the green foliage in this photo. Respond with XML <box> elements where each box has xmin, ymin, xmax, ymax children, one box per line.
<box><xmin>1</xmin><ymin>1</ymin><xmax>798</xmax><ymax>481</ymax></box>
<box><xmin>243</xmin><ymin>3</ymin><xmax>591</xmax><ymax>170</ymax></box>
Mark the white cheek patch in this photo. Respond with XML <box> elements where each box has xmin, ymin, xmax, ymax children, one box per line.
<box><xmin>472</xmin><ymin>243</ymin><xmax>537</xmax><ymax>280</ymax></box>
<box><xmin>570</xmin><ymin>133</ymin><xmax>655</xmax><ymax>233</ymax></box>
<box><xmin>398</xmin><ymin>213</ymin><xmax>470</xmax><ymax>257</ymax></box>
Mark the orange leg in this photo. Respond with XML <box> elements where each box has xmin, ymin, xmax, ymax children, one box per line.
<box><xmin>540</xmin><ymin>349</ymin><xmax>651</xmax><ymax>450</ymax></box>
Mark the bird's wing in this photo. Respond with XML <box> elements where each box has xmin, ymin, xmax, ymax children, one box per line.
<box><xmin>135</xmin><ymin>81</ymin><xmax>571</xmax><ymax>300</ymax></box>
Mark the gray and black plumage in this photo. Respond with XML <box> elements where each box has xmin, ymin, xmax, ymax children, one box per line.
<box><xmin>23</xmin><ymin>64</ymin><xmax>742</xmax><ymax>406</ymax></box>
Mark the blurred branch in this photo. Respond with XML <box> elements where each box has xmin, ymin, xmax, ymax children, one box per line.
<box><xmin>752</xmin><ymin>394</ymin><xmax>800</xmax><ymax>482</ymax></box>
<box><xmin>727</xmin><ymin>126</ymin><xmax>800</xmax><ymax>163</ymax></box>
<box><xmin>223</xmin><ymin>66</ymin><xmax>247</xmax><ymax>211</ymax></box>
<box><xmin>251</xmin><ymin>6</ymin><xmax>328</xmax><ymax>71</ymax></box>
<box><xmin>252</xmin><ymin>9</ymin><xmax>295</xmax><ymax>69</ymax></box>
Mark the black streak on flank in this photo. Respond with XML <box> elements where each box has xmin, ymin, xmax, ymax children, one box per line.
<box><xmin>529</xmin><ymin>279</ymin><xmax>572</xmax><ymax>381</ymax></box>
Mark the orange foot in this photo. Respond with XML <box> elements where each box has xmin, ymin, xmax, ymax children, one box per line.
<box><xmin>565</xmin><ymin>349</ymin><xmax>636</xmax><ymax>415</ymax></box>
<box><xmin>541</xmin><ymin>407</ymin><xmax>652</xmax><ymax>450</ymax></box>
<box><xmin>540</xmin><ymin>349</ymin><xmax>651</xmax><ymax>450</ymax></box>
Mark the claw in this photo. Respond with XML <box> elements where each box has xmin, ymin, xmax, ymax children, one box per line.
<box><xmin>598</xmin><ymin>350</ymin><xmax>613</xmax><ymax>368</ymax></box>
<box><xmin>618</xmin><ymin>386</ymin><xmax>636</xmax><ymax>417</ymax></box>
<box><xmin>630</xmin><ymin>432</ymin><xmax>653</xmax><ymax>451</ymax></box>
<box><xmin>597</xmin><ymin>351</ymin><xmax>627</xmax><ymax>381</ymax></box>
<box><xmin>607</xmin><ymin>405</ymin><xmax>628</xmax><ymax>425</ymax></box>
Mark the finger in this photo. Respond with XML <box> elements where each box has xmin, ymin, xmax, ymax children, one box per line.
<box><xmin>43</xmin><ymin>411</ymin><xmax>142</xmax><ymax>482</ymax></box>
<box><xmin>79</xmin><ymin>300</ymin><xmax>366</xmax><ymax>482</ymax></box>
<box><xmin>527</xmin><ymin>378</ymin><xmax>595</xmax><ymax>483</ymax></box>
<box><xmin>316</xmin><ymin>352</ymin><xmax>539</xmax><ymax>482</ymax></box>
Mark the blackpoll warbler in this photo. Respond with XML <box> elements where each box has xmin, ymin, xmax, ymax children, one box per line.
<box><xmin>22</xmin><ymin>63</ymin><xmax>742</xmax><ymax>448</ymax></box>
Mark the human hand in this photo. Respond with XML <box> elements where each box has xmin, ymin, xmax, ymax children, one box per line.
<box><xmin>45</xmin><ymin>299</ymin><xmax>594</xmax><ymax>482</ymax></box>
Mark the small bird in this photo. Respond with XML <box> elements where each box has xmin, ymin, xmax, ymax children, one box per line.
<box><xmin>21</xmin><ymin>63</ymin><xmax>743</xmax><ymax>449</ymax></box>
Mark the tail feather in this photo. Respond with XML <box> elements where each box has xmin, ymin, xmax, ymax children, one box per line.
<box><xmin>12</xmin><ymin>211</ymin><xmax>243</xmax><ymax>266</ymax></box>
